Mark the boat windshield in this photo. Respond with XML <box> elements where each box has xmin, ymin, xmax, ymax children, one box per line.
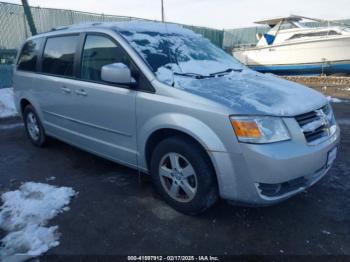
<box><xmin>272</xmin><ymin>20</ymin><xmax>305</xmax><ymax>31</ymax></box>
<box><xmin>291</xmin><ymin>21</ymin><xmax>308</xmax><ymax>28</ymax></box>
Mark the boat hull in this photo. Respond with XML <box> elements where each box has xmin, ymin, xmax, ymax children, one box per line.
<box><xmin>233</xmin><ymin>36</ymin><xmax>350</xmax><ymax>75</ymax></box>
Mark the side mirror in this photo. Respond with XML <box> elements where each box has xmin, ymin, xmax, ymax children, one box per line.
<box><xmin>101</xmin><ymin>63</ymin><xmax>136</xmax><ymax>86</ymax></box>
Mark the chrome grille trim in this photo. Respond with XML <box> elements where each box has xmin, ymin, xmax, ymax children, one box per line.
<box><xmin>295</xmin><ymin>104</ymin><xmax>335</xmax><ymax>144</ymax></box>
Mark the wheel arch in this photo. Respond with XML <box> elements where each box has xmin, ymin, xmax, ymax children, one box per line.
<box><xmin>20</xmin><ymin>98</ymin><xmax>32</xmax><ymax>115</ymax></box>
<box><xmin>18</xmin><ymin>96</ymin><xmax>44</xmax><ymax>123</ymax></box>
<box><xmin>140</xmin><ymin>114</ymin><xmax>227</xmax><ymax>172</ymax></box>
<box><xmin>144</xmin><ymin>127</ymin><xmax>221</xmax><ymax>191</ymax></box>
<box><xmin>145</xmin><ymin>128</ymin><xmax>211</xmax><ymax>171</ymax></box>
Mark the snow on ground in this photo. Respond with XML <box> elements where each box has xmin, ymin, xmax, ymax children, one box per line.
<box><xmin>0</xmin><ymin>182</ymin><xmax>75</xmax><ymax>260</ymax></box>
<box><xmin>0</xmin><ymin>88</ymin><xmax>17</xmax><ymax>118</ymax></box>
<box><xmin>327</xmin><ymin>96</ymin><xmax>343</xmax><ymax>103</ymax></box>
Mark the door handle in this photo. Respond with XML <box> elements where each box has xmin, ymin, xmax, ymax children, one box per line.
<box><xmin>75</xmin><ymin>89</ymin><xmax>87</xmax><ymax>96</ymax></box>
<box><xmin>61</xmin><ymin>86</ymin><xmax>71</xmax><ymax>94</ymax></box>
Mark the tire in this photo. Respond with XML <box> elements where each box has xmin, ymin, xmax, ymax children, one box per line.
<box><xmin>150</xmin><ymin>136</ymin><xmax>218</xmax><ymax>215</ymax></box>
<box><xmin>23</xmin><ymin>105</ymin><xmax>47</xmax><ymax>147</ymax></box>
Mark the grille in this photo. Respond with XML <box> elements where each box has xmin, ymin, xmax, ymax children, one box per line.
<box><xmin>295</xmin><ymin>105</ymin><xmax>333</xmax><ymax>144</ymax></box>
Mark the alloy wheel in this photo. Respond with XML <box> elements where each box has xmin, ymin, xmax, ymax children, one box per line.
<box><xmin>26</xmin><ymin>112</ymin><xmax>40</xmax><ymax>141</ymax></box>
<box><xmin>159</xmin><ymin>152</ymin><xmax>198</xmax><ymax>203</ymax></box>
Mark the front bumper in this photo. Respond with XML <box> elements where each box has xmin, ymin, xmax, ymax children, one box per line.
<box><xmin>210</xmin><ymin>124</ymin><xmax>340</xmax><ymax>205</ymax></box>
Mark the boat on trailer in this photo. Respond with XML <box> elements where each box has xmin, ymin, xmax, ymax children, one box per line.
<box><xmin>233</xmin><ymin>15</ymin><xmax>350</xmax><ymax>75</ymax></box>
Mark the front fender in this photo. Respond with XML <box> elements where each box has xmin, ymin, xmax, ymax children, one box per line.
<box><xmin>138</xmin><ymin>112</ymin><xmax>228</xmax><ymax>170</ymax></box>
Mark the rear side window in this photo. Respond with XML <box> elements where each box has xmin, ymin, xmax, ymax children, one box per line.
<box><xmin>42</xmin><ymin>35</ymin><xmax>79</xmax><ymax>77</ymax></box>
<box><xmin>17</xmin><ymin>38</ymin><xmax>42</xmax><ymax>72</ymax></box>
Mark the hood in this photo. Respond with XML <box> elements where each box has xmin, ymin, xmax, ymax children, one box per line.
<box><xmin>172</xmin><ymin>70</ymin><xmax>327</xmax><ymax>116</ymax></box>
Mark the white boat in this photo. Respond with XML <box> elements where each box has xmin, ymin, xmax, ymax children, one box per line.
<box><xmin>233</xmin><ymin>15</ymin><xmax>350</xmax><ymax>75</ymax></box>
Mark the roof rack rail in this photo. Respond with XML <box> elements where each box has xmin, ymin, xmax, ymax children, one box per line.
<box><xmin>50</xmin><ymin>25</ymin><xmax>70</xmax><ymax>31</ymax></box>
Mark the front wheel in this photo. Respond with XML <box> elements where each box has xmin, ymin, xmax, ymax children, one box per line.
<box><xmin>150</xmin><ymin>136</ymin><xmax>218</xmax><ymax>215</ymax></box>
<box><xmin>23</xmin><ymin>105</ymin><xmax>47</xmax><ymax>147</ymax></box>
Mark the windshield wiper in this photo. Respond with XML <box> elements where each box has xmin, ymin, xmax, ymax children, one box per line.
<box><xmin>173</xmin><ymin>68</ymin><xmax>242</xmax><ymax>80</ymax></box>
<box><xmin>209</xmin><ymin>68</ymin><xmax>242</xmax><ymax>76</ymax></box>
<box><xmin>173</xmin><ymin>72</ymin><xmax>208</xmax><ymax>79</ymax></box>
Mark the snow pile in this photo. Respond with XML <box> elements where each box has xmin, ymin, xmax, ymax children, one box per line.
<box><xmin>0</xmin><ymin>88</ymin><xmax>17</xmax><ymax>118</ymax></box>
<box><xmin>327</xmin><ymin>96</ymin><xmax>342</xmax><ymax>103</ymax></box>
<box><xmin>0</xmin><ymin>182</ymin><xmax>75</xmax><ymax>259</ymax></box>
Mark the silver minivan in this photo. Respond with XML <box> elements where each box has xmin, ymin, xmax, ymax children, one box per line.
<box><xmin>13</xmin><ymin>21</ymin><xmax>340</xmax><ymax>215</ymax></box>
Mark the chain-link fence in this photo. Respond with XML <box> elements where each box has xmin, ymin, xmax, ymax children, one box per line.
<box><xmin>0</xmin><ymin>2</ymin><xmax>154</xmax><ymax>50</ymax></box>
<box><xmin>223</xmin><ymin>26</ymin><xmax>269</xmax><ymax>51</ymax></box>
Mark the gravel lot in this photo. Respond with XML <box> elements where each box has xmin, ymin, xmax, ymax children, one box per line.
<box><xmin>282</xmin><ymin>76</ymin><xmax>350</xmax><ymax>100</ymax></box>
<box><xmin>0</xmin><ymin>101</ymin><xmax>349</xmax><ymax>257</ymax></box>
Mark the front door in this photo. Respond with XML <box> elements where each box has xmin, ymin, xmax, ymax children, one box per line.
<box><xmin>64</xmin><ymin>34</ymin><xmax>138</xmax><ymax>167</ymax></box>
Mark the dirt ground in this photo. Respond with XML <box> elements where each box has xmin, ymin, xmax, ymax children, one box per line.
<box><xmin>282</xmin><ymin>76</ymin><xmax>350</xmax><ymax>99</ymax></box>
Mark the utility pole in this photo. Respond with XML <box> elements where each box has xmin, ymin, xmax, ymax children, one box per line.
<box><xmin>21</xmin><ymin>0</ymin><xmax>37</xmax><ymax>36</ymax></box>
<box><xmin>161</xmin><ymin>0</ymin><xmax>165</xmax><ymax>22</ymax></box>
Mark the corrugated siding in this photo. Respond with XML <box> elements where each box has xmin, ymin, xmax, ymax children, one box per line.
<box><xmin>223</xmin><ymin>26</ymin><xmax>269</xmax><ymax>50</ymax></box>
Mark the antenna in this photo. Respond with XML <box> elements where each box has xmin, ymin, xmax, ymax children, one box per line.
<box><xmin>161</xmin><ymin>0</ymin><xmax>165</xmax><ymax>22</ymax></box>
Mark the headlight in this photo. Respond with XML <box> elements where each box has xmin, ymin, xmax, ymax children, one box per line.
<box><xmin>230</xmin><ymin>116</ymin><xmax>290</xmax><ymax>144</ymax></box>
<box><xmin>325</xmin><ymin>103</ymin><xmax>336</xmax><ymax>126</ymax></box>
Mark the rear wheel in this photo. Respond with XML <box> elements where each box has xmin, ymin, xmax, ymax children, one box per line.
<box><xmin>150</xmin><ymin>136</ymin><xmax>218</xmax><ymax>215</ymax></box>
<box><xmin>23</xmin><ymin>105</ymin><xmax>47</xmax><ymax>147</ymax></box>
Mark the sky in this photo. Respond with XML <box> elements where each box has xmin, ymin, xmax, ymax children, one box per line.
<box><xmin>2</xmin><ymin>0</ymin><xmax>350</xmax><ymax>29</ymax></box>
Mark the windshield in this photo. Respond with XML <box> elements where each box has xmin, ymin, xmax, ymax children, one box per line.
<box><xmin>117</xmin><ymin>23</ymin><xmax>243</xmax><ymax>84</ymax></box>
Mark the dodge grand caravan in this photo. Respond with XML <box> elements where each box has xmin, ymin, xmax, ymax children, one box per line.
<box><xmin>13</xmin><ymin>21</ymin><xmax>340</xmax><ymax>215</ymax></box>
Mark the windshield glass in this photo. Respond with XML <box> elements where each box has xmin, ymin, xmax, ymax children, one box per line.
<box><xmin>116</xmin><ymin>22</ymin><xmax>243</xmax><ymax>84</ymax></box>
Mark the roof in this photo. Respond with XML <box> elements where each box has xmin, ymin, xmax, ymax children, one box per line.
<box><xmin>29</xmin><ymin>21</ymin><xmax>199</xmax><ymax>40</ymax></box>
<box><xmin>254</xmin><ymin>15</ymin><xmax>303</xmax><ymax>26</ymax></box>
<box><xmin>49</xmin><ymin>21</ymin><xmax>197</xmax><ymax>36</ymax></box>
